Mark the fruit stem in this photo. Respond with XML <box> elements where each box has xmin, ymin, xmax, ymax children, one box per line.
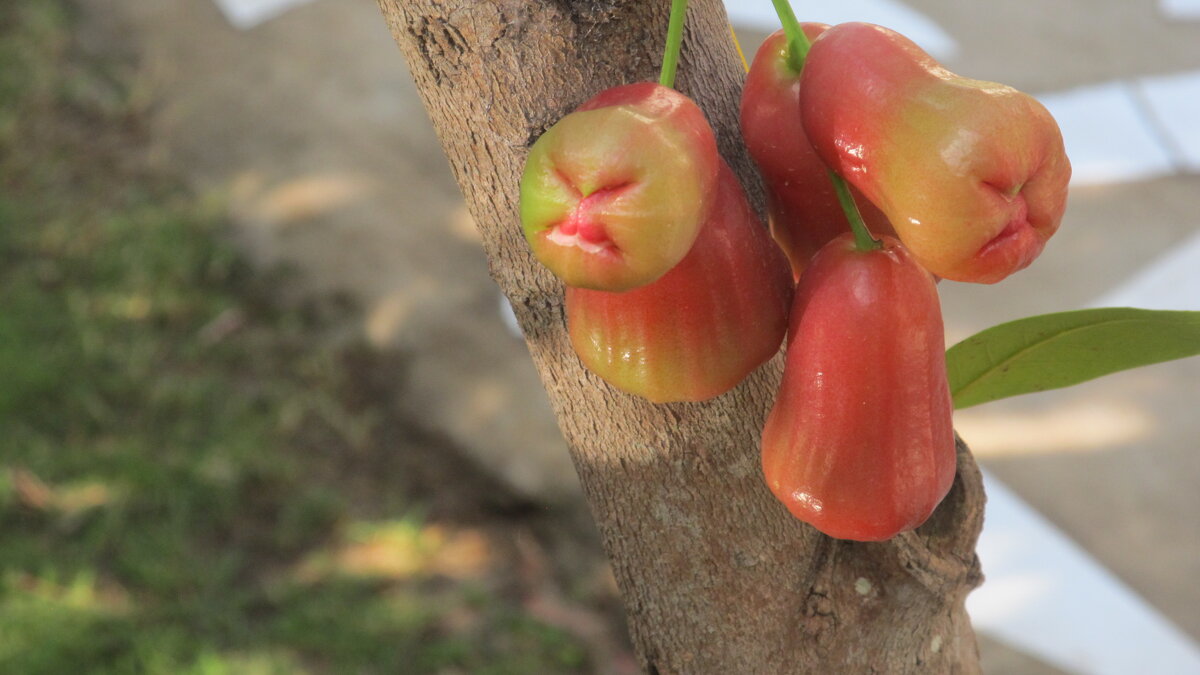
<box><xmin>830</xmin><ymin>170</ymin><xmax>881</xmax><ymax>251</ymax></box>
<box><xmin>659</xmin><ymin>0</ymin><xmax>689</xmax><ymax>88</ymax></box>
<box><xmin>770</xmin><ymin>0</ymin><xmax>882</xmax><ymax>252</ymax></box>
<box><xmin>771</xmin><ymin>0</ymin><xmax>808</xmax><ymax>72</ymax></box>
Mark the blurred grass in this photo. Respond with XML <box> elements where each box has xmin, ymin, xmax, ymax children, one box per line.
<box><xmin>0</xmin><ymin>2</ymin><xmax>588</xmax><ymax>672</ymax></box>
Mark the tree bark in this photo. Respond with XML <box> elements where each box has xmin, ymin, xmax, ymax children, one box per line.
<box><xmin>376</xmin><ymin>1</ymin><xmax>986</xmax><ymax>672</ymax></box>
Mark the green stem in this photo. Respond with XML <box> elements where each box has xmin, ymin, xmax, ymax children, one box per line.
<box><xmin>830</xmin><ymin>171</ymin><xmax>880</xmax><ymax>251</ymax></box>
<box><xmin>659</xmin><ymin>0</ymin><xmax>689</xmax><ymax>88</ymax></box>
<box><xmin>770</xmin><ymin>0</ymin><xmax>881</xmax><ymax>251</ymax></box>
<box><xmin>770</xmin><ymin>0</ymin><xmax>809</xmax><ymax>72</ymax></box>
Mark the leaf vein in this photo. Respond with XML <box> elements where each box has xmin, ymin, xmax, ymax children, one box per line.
<box><xmin>951</xmin><ymin>316</ymin><xmax>1152</xmax><ymax>401</ymax></box>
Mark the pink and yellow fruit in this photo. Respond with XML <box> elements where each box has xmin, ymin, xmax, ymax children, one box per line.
<box><xmin>566</xmin><ymin>163</ymin><xmax>793</xmax><ymax>403</ymax></box>
<box><xmin>521</xmin><ymin>82</ymin><xmax>721</xmax><ymax>291</ymax></box>
<box><xmin>800</xmin><ymin>22</ymin><xmax>1071</xmax><ymax>284</ymax></box>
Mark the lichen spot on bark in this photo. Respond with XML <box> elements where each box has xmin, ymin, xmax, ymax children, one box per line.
<box><xmin>854</xmin><ymin>577</ymin><xmax>872</xmax><ymax>596</ymax></box>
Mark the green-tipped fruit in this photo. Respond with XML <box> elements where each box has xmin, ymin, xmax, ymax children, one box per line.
<box><xmin>521</xmin><ymin>82</ymin><xmax>720</xmax><ymax>291</ymax></box>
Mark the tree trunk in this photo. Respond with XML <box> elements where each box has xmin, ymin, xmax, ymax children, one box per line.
<box><xmin>376</xmin><ymin>1</ymin><xmax>986</xmax><ymax>671</ymax></box>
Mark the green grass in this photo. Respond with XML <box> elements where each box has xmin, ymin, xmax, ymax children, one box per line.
<box><xmin>0</xmin><ymin>3</ymin><xmax>588</xmax><ymax>672</ymax></box>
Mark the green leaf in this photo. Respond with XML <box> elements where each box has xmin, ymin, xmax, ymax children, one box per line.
<box><xmin>946</xmin><ymin>308</ymin><xmax>1200</xmax><ymax>409</ymax></box>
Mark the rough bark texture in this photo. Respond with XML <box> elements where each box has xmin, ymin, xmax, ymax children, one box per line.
<box><xmin>376</xmin><ymin>1</ymin><xmax>986</xmax><ymax>671</ymax></box>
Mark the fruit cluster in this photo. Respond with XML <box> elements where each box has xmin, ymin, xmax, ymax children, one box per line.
<box><xmin>518</xmin><ymin>19</ymin><xmax>1070</xmax><ymax>541</ymax></box>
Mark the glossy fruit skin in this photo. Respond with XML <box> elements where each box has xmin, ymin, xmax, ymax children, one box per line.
<box><xmin>521</xmin><ymin>82</ymin><xmax>721</xmax><ymax>291</ymax></box>
<box><xmin>761</xmin><ymin>233</ymin><xmax>955</xmax><ymax>541</ymax></box>
<box><xmin>800</xmin><ymin>22</ymin><xmax>1071</xmax><ymax>284</ymax></box>
<box><xmin>566</xmin><ymin>163</ymin><xmax>793</xmax><ymax>403</ymax></box>
<box><xmin>740</xmin><ymin>26</ymin><xmax>894</xmax><ymax>280</ymax></box>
